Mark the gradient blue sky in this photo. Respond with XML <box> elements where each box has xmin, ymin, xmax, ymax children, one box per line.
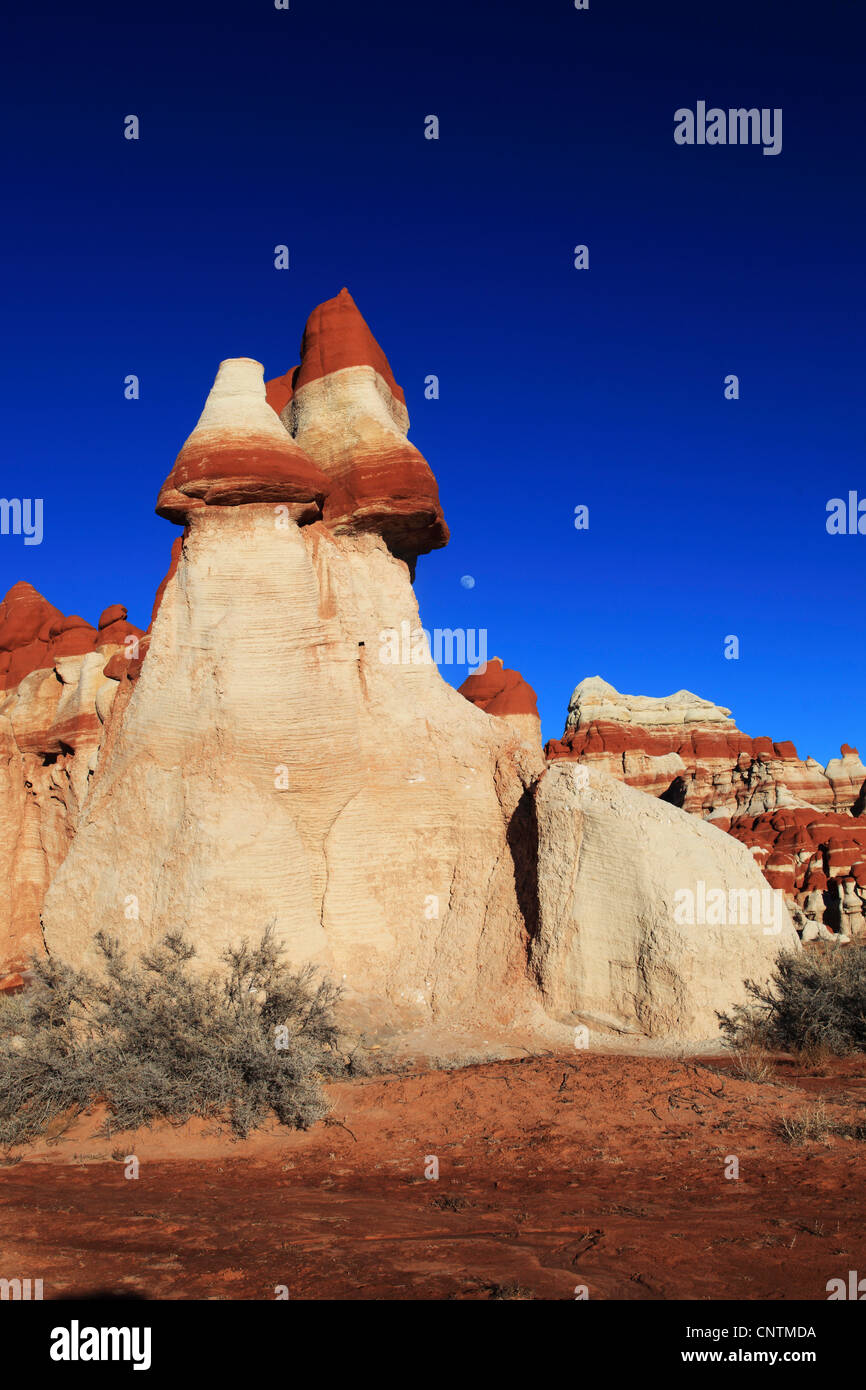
<box><xmin>1</xmin><ymin>0</ymin><xmax>863</xmax><ymax>762</ymax></box>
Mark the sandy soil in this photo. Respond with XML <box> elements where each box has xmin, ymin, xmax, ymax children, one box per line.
<box><xmin>1</xmin><ymin>1052</ymin><xmax>864</xmax><ymax>1300</ymax></box>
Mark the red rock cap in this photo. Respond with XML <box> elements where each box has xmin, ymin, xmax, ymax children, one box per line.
<box><xmin>459</xmin><ymin>657</ymin><xmax>540</xmax><ymax>719</ymax></box>
<box><xmin>98</xmin><ymin>604</ymin><xmax>127</xmax><ymax>631</ymax></box>
<box><xmin>0</xmin><ymin>583</ymin><xmax>144</xmax><ymax>693</ymax></box>
<box><xmin>293</xmin><ymin>288</ymin><xmax>406</xmax><ymax>405</ymax></box>
<box><xmin>0</xmin><ymin>582</ymin><xmax>66</xmax><ymax>690</ymax></box>
<box><xmin>95</xmin><ymin>603</ymin><xmax>143</xmax><ymax>648</ymax></box>
<box><xmin>156</xmin><ymin>357</ymin><xmax>331</xmax><ymax>525</ymax></box>
<box><xmin>281</xmin><ymin>290</ymin><xmax>448</xmax><ymax>565</ymax></box>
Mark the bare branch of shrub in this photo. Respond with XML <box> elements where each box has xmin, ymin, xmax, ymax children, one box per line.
<box><xmin>718</xmin><ymin>945</ymin><xmax>866</xmax><ymax>1057</ymax></box>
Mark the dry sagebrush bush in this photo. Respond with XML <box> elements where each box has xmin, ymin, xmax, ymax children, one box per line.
<box><xmin>719</xmin><ymin>944</ymin><xmax>866</xmax><ymax>1057</ymax></box>
<box><xmin>0</xmin><ymin>926</ymin><xmax>345</xmax><ymax>1147</ymax></box>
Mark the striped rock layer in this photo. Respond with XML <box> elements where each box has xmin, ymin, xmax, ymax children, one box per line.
<box><xmin>547</xmin><ymin>676</ymin><xmax>866</xmax><ymax>941</ymax></box>
<box><xmin>156</xmin><ymin>358</ymin><xmax>331</xmax><ymax>526</ymax></box>
<box><xmin>0</xmin><ymin>585</ymin><xmax>145</xmax><ymax>968</ymax></box>
<box><xmin>267</xmin><ymin>289</ymin><xmax>448</xmax><ymax>567</ymax></box>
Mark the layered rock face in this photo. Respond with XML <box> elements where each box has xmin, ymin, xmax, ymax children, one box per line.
<box><xmin>532</xmin><ymin>764</ymin><xmax>797</xmax><ymax>1039</ymax></box>
<box><xmin>0</xmin><ymin>586</ymin><xmax>143</xmax><ymax>968</ymax></box>
<box><xmin>39</xmin><ymin>521</ymin><xmax>545</xmax><ymax>1030</ymax></box>
<box><xmin>40</xmin><ymin>353</ymin><xmax>543</xmax><ymax>1033</ymax></box>
<box><xmin>267</xmin><ymin>289</ymin><xmax>448</xmax><ymax>567</ymax></box>
<box><xmin>0</xmin><ymin>291</ymin><xmax>801</xmax><ymax>1041</ymax></box>
<box><xmin>156</xmin><ymin>357</ymin><xmax>331</xmax><ymax>525</ymax></box>
<box><xmin>548</xmin><ymin>676</ymin><xmax>866</xmax><ymax>941</ymax></box>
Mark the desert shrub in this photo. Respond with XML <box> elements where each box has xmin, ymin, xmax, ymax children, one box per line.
<box><xmin>486</xmin><ymin>1282</ymin><xmax>536</xmax><ymax>1301</ymax></box>
<box><xmin>718</xmin><ymin>944</ymin><xmax>866</xmax><ymax>1057</ymax></box>
<box><xmin>728</xmin><ymin>1048</ymin><xmax>776</xmax><ymax>1083</ymax></box>
<box><xmin>777</xmin><ymin>1100</ymin><xmax>866</xmax><ymax>1145</ymax></box>
<box><xmin>0</xmin><ymin>927</ymin><xmax>345</xmax><ymax>1147</ymax></box>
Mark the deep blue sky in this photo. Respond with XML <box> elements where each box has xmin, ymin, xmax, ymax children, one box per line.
<box><xmin>1</xmin><ymin>0</ymin><xmax>863</xmax><ymax>762</ymax></box>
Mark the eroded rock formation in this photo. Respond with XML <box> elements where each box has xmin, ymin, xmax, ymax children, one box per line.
<box><xmin>41</xmin><ymin>500</ymin><xmax>545</xmax><ymax>1035</ymax></box>
<box><xmin>458</xmin><ymin>657</ymin><xmax>542</xmax><ymax>749</ymax></box>
<box><xmin>267</xmin><ymin>289</ymin><xmax>448</xmax><ymax>567</ymax></box>
<box><xmin>548</xmin><ymin>676</ymin><xmax>866</xmax><ymax>941</ymax></box>
<box><xmin>157</xmin><ymin>357</ymin><xmax>331</xmax><ymax>525</ymax></box>
<box><xmin>0</xmin><ymin>586</ymin><xmax>143</xmax><ymax>968</ymax></box>
<box><xmin>533</xmin><ymin>764</ymin><xmax>794</xmax><ymax>1038</ymax></box>
<box><xmin>0</xmin><ymin>291</ymin><xmax>799</xmax><ymax>1040</ymax></box>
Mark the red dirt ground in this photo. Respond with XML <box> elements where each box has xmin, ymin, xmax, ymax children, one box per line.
<box><xmin>1</xmin><ymin>1053</ymin><xmax>864</xmax><ymax>1300</ymax></box>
